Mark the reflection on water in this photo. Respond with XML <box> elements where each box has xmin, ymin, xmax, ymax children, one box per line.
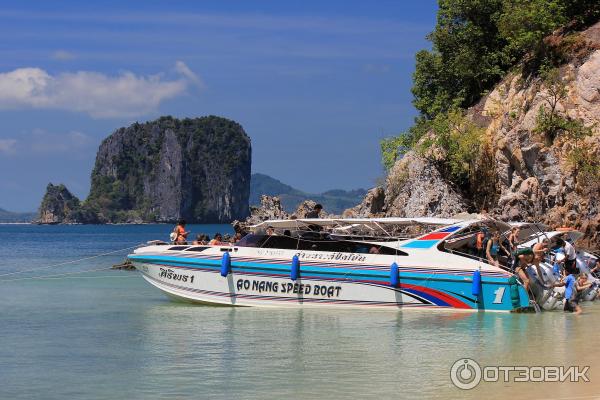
<box><xmin>1</xmin><ymin>225</ymin><xmax>600</xmax><ymax>399</ymax></box>
<box><xmin>2</xmin><ymin>276</ymin><xmax>600</xmax><ymax>400</ymax></box>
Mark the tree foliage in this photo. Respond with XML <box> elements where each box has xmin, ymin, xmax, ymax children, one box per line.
<box><xmin>411</xmin><ymin>0</ymin><xmax>600</xmax><ymax>119</ymax></box>
<box><xmin>381</xmin><ymin>0</ymin><xmax>599</xmax><ymax>204</ymax></box>
<box><xmin>417</xmin><ymin>109</ymin><xmax>485</xmax><ymax>189</ymax></box>
<box><xmin>380</xmin><ymin>118</ymin><xmax>430</xmax><ymax>170</ymax></box>
<box><xmin>412</xmin><ymin>0</ymin><xmax>507</xmax><ymax>118</ymax></box>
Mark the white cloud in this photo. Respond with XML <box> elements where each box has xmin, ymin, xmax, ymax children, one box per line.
<box><xmin>0</xmin><ymin>62</ymin><xmax>200</xmax><ymax>118</ymax></box>
<box><xmin>52</xmin><ymin>50</ymin><xmax>75</xmax><ymax>60</ymax></box>
<box><xmin>175</xmin><ymin>60</ymin><xmax>203</xmax><ymax>87</ymax></box>
<box><xmin>0</xmin><ymin>139</ymin><xmax>17</xmax><ymax>154</ymax></box>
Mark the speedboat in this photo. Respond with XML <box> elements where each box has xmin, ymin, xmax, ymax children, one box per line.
<box><xmin>128</xmin><ymin>217</ymin><xmax>531</xmax><ymax>312</ymax></box>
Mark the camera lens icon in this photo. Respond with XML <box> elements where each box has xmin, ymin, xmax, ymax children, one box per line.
<box><xmin>450</xmin><ymin>358</ymin><xmax>482</xmax><ymax>390</ymax></box>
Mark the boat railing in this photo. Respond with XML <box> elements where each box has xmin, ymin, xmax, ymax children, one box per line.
<box><xmin>444</xmin><ymin>246</ymin><xmax>515</xmax><ymax>273</ymax></box>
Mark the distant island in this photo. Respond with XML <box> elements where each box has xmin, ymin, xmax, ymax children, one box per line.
<box><xmin>0</xmin><ymin>208</ymin><xmax>36</xmax><ymax>223</ymax></box>
<box><xmin>250</xmin><ymin>173</ymin><xmax>366</xmax><ymax>215</ymax></box>
<box><xmin>36</xmin><ymin>116</ymin><xmax>252</xmax><ymax>224</ymax></box>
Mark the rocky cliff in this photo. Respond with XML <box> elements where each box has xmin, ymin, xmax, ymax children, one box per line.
<box><xmin>37</xmin><ymin>116</ymin><xmax>252</xmax><ymax>224</ymax></box>
<box><xmin>232</xmin><ymin>195</ymin><xmax>330</xmax><ymax>233</ymax></box>
<box><xmin>36</xmin><ymin>184</ymin><xmax>82</xmax><ymax>224</ymax></box>
<box><xmin>348</xmin><ymin>22</ymin><xmax>600</xmax><ymax>247</ymax></box>
<box><xmin>86</xmin><ymin>116</ymin><xmax>251</xmax><ymax>223</ymax></box>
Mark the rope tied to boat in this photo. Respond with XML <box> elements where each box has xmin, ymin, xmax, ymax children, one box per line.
<box><xmin>0</xmin><ymin>242</ymin><xmax>145</xmax><ymax>280</ymax></box>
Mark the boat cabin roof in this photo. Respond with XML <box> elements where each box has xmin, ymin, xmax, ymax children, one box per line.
<box><xmin>250</xmin><ymin>217</ymin><xmax>513</xmax><ymax>248</ymax></box>
<box><xmin>253</xmin><ymin>217</ymin><xmax>462</xmax><ymax>231</ymax></box>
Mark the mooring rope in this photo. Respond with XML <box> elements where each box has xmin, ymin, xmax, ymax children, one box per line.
<box><xmin>0</xmin><ymin>243</ymin><xmax>144</xmax><ymax>279</ymax></box>
<box><xmin>0</xmin><ymin>266</ymin><xmax>125</xmax><ymax>283</ymax></box>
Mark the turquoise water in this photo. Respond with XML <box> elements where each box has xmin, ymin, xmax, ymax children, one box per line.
<box><xmin>1</xmin><ymin>224</ymin><xmax>600</xmax><ymax>399</ymax></box>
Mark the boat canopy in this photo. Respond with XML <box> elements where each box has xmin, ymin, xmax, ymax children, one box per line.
<box><xmin>250</xmin><ymin>217</ymin><xmax>463</xmax><ymax>232</ymax></box>
<box><xmin>520</xmin><ymin>230</ymin><xmax>585</xmax><ymax>246</ymax></box>
<box><xmin>508</xmin><ymin>221</ymin><xmax>551</xmax><ymax>241</ymax></box>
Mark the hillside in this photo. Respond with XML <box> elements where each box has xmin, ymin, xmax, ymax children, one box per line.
<box><xmin>0</xmin><ymin>208</ymin><xmax>35</xmax><ymax>223</ymax></box>
<box><xmin>250</xmin><ymin>173</ymin><xmax>366</xmax><ymax>215</ymax></box>
<box><xmin>350</xmin><ymin>6</ymin><xmax>600</xmax><ymax>247</ymax></box>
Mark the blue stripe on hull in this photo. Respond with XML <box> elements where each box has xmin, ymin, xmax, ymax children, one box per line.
<box><xmin>130</xmin><ymin>255</ymin><xmax>529</xmax><ymax>311</ymax></box>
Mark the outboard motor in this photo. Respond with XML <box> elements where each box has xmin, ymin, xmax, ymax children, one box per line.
<box><xmin>526</xmin><ymin>265</ymin><xmax>563</xmax><ymax>311</ymax></box>
<box><xmin>539</xmin><ymin>290</ymin><xmax>561</xmax><ymax>310</ymax></box>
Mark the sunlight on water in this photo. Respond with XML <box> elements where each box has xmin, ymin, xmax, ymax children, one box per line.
<box><xmin>1</xmin><ymin>225</ymin><xmax>599</xmax><ymax>399</ymax></box>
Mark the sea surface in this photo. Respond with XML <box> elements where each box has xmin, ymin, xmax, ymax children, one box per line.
<box><xmin>1</xmin><ymin>224</ymin><xmax>600</xmax><ymax>399</ymax></box>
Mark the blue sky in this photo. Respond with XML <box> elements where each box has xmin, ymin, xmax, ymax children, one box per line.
<box><xmin>0</xmin><ymin>0</ymin><xmax>437</xmax><ymax>211</ymax></box>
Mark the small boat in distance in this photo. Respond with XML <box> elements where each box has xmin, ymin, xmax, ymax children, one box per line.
<box><xmin>128</xmin><ymin>217</ymin><xmax>532</xmax><ymax>312</ymax></box>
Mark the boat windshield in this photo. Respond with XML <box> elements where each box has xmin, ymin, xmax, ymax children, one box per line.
<box><xmin>236</xmin><ymin>233</ymin><xmax>406</xmax><ymax>255</ymax></box>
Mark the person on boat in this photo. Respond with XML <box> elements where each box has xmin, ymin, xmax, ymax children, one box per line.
<box><xmin>529</xmin><ymin>238</ymin><xmax>551</xmax><ymax>284</ymax></box>
<box><xmin>513</xmin><ymin>247</ymin><xmax>535</xmax><ymax>297</ymax></box>
<box><xmin>266</xmin><ymin>226</ymin><xmax>276</xmax><ymax>236</ymax></box>
<box><xmin>192</xmin><ymin>234</ymin><xmax>207</xmax><ymax>245</ymax></box>
<box><xmin>532</xmin><ymin>238</ymin><xmax>550</xmax><ymax>256</ymax></box>
<box><xmin>174</xmin><ymin>219</ymin><xmax>189</xmax><ymax>245</ymax></box>
<box><xmin>209</xmin><ymin>233</ymin><xmax>223</xmax><ymax>246</ymax></box>
<box><xmin>486</xmin><ymin>231</ymin><xmax>509</xmax><ymax>267</ymax></box>
<box><xmin>231</xmin><ymin>232</ymin><xmax>243</xmax><ymax>244</ymax></box>
<box><xmin>305</xmin><ymin>203</ymin><xmax>323</xmax><ymax>219</ymax></box>
<box><xmin>552</xmin><ymin>249</ymin><xmax>565</xmax><ymax>279</ymax></box>
<box><xmin>369</xmin><ymin>246</ymin><xmax>380</xmax><ymax>254</ymax></box>
<box><xmin>555</xmin><ymin>237</ymin><xmax>578</xmax><ymax>275</ymax></box>
<box><xmin>305</xmin><ymin>204</ymin><xmax>324</xmax><ymax>232</ymax></box>
<box><xmin>474</xmin><ymin>229</ymin><xmax>487</xmax><ymax>259</ymax></box>
<box><xmin>508</xmin><ymin>227</ymin><xmax>520</xmax><ymax>254</ymax></box>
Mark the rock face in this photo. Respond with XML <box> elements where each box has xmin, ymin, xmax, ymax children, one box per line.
<box><xmin>475</xmin><ymin>24</ymin><xmax>600</xmax><ymax>246</ymax></box>
<box><xmin>348</xmin><ymin>22</ymin><xmax>600</xmax><ymax>247</ymax></box>
<box><xmin>344</xmin><ymin>153</ymin><xmax>468</xmax><ymax>219</ymax></box>
<box><xmin>36</xmin><ymin>184</ymin><xmax>81</xmax><ymax>224</ymax></box>
<box><xmin>36</xmin><ymin>116</ymin><xmax>252</xmax><ymax>224</ymax></box>
<box><xmin>233</xmin><ymin>195</ymin><xmax>332</xmax><ymax>232</ymax></box>
<box><xmin>87</xmin><ymin>116</ymin><xmax>251</xmax><ymax>223</ymax></box>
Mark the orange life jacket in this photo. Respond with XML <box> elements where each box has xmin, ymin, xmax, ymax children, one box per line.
<box><xmin>475</xmin><ymin>233</ymin><xmax>484</xmax><ymax>250</ymax></box>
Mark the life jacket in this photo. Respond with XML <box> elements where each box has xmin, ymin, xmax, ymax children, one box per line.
<box><xmin>475</xmin><ymin>233</ymin><xmax>484</xmax><ymax>250</ymax></box>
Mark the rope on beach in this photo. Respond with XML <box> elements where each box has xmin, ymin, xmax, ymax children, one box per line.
<box><xmin>0</xmin><ymin>243</ymin><xmax>145</xmax><ymax>279</ymax></box>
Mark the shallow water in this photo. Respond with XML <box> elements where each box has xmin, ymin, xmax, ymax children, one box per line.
<box><xmin>1</xmin><ymin>224</ymin><xmax>599</xmax><ymax>399</ymax></box>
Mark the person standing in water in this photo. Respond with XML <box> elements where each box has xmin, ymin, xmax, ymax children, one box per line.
<box><xmin>560</xmin><ymin>272</ymin><xmax>593</xmax><ymax>314</ymax></box>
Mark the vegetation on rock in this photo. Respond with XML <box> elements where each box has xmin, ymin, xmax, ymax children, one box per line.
<box><xmin>376</xmin><ymin>0</ymin><xmax>600</xmax><ymax>245</ymax></box>
<box><xmin>412</xmin><ymin>0</ymin><xmax>600</xmax><ymax>119</ymax></box>
<box><xmin>37</xmin><ymin>116</ymin><xmax>252</xmax><ymax>224</ymax></box>
<box><xmin>36</xmin><ymin>184</ymin><xmax>82</xmax><ymax>224</ymax></box>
